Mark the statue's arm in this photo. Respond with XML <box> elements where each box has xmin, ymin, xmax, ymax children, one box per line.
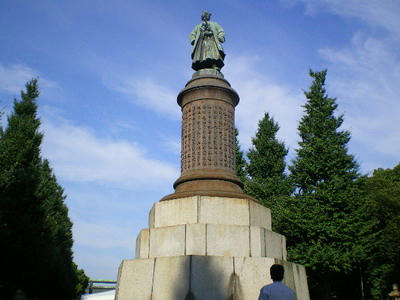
<box><xmin>190</xmin><ymin>25</ymin><xmax>199</xmax><ymax>45</ymax></box>
<box><xmin>214</xmin><ymin>23</ymin><xmax>225</xmax><ymax>43</ymax></box>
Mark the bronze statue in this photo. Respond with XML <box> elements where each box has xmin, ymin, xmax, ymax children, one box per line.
<box><xmin>190</xmin><ymin>11</ymin><xmax>225</xmax><ymax>71</ymax></box>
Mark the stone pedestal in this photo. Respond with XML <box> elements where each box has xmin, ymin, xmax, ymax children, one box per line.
<box><xmin>115</xmin><ymin>197</ymin><xmax>310</xmax><ymax>299</ymax></box>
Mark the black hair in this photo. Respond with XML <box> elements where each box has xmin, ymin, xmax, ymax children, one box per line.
<box><xmin>270</xmin><ymin>264</ymin><xmax>284</xmax><ymax>281</ymax></box>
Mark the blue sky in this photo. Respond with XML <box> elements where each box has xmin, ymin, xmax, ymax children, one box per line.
<box><xmin>1</xmin><ymin>0</ymin><xmax>399</xmax><ymax>280</ymax></box>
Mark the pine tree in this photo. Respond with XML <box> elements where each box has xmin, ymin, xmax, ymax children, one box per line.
<box><xmin>286</xmin><ymin>70</ymin><xmax>361</xmax><ymax>299</ymax></box>
<box><xmin>244</xmin><ymin>113</ymin><xmax>292</xmax><ymax>225</ymax></box>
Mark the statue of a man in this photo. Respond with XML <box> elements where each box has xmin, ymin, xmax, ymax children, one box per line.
<box><xmin>190</xmin><ymin>11</ymin><xmax>225</xmax><ymax>71</ymax></box>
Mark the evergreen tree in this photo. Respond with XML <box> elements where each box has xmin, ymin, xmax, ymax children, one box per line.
<box><xmin>0</xmin><ymin>80</ymin><xmax>87</xmax><ymax>299</ymax></box>
<box><xmin>244</xmin><ymin>113</ymin><xmax>292</xmax><ymax>226</ymax></box>
<box><xmin>0</xmin><ymin>79</ymin><xmax>45</xmax><ymax>299</ymax></box>
<box><xmin>234</xmin><ymin>128</ymin><xmax>247</xmax><ymax>182</ymax></box>
<box><xmin>286</xmin><ymin>70</ymin><xmax>361</xmax><ymax>299</ymax></box>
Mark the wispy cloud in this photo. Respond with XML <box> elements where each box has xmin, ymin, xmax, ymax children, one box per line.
<box><xmin>319</xmin><ymin>33</ymin><xmax>400</xmax><ymax>169</ymax></box>
<box><xmin>0</xmin><ymin>63</ymin><xmax>58</xmax><ymax>95</ymax></box>
<box><xmin>225</xmin><ymin>55</ymin><xmax>304</xmax><ymax>155</ymax></box>
<box><xmin>102</xmin><ymin>75</ymin><xmax>180</xmax><ymax>120</ymax></box>
<box><xmin>74</xmin><ymin>220</ymin><xmax>134</xmax><ymax>250</ymax></box>
<box><xmin>294</xmin><ymin>0</ymin><xmax>400</xmax><ymax>38</ymax></box>
<box><xmin>289</xmin><ymin>1</ymin><xmax>400</xmax><ymax>171</ymax></box>
<box><xmin>41</xmin><ymin>115</ymin><xmax>179</xmax><ymax>189</ymax></box>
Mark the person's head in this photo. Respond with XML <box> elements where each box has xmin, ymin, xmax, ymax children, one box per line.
<box><xmin>270</xmin><ymin>264</ymin><xmax>284</xmax><ymax>282</ymax></box>
<box><xmin>201</xmin><ymin>11</ymin><xmax>211</xmax><ymax>21</ymax></box>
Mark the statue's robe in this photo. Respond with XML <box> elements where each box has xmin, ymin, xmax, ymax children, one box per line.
<box><xmin>190</xmin><ymin>21</ymin><xmax>225</xmax><ymax>71</ymax></box>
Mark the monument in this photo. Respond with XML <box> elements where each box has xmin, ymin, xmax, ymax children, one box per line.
<box><xmin>115</xmin><ymin>12</ymin><xmax>310</xmax><ymax>299</ymax></box>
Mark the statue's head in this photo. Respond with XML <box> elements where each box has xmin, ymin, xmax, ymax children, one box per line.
<box><xmin>201</xmin><ymin>11</ymin><xmax>211</xmax><ymax>21</ymax></box>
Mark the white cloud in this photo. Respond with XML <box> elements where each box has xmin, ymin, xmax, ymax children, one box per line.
<box><xmin>297</xmin><ymin>0</ymin><xmax>400</xmax><ymax>38</ymax></box>
<box><xmin>287</xmin><ymin>0</ymin><xmax>400</xmax><ymax>171</ymax></box>
<box><xmin>319</xmin><ymin>34</ymin><xmax>400</xmax><ymax>165</ymax></box>
<box><xmin>224</xmin><ymin>55</ymin><xmax>304</xmax><ymax>154</ymax></box>
<box><xmin>103</xmin><ymin>75</ymin><xmax>180</xmax><ymax>120</ymax></box>
<box><xmin>41</xmin><ymin>117</ymin><xmax>179</xmax><ymax>189</ymax></box>
<box><xmin>0</xmin><ymin>63</ymin><xmax>58</xmax><ymax>95</ymax></box>
<box><xmin>74</xmin><ymin>220</ymin><xmax>134</xmax><ymax>250</ymax></box>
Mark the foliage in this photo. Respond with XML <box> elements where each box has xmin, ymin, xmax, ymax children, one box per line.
<box><xmin>357</xmin><ymin>164</ymin><xmax>400</xmax><ymax>300</ymax></box>
<box><xmin>73</xmin><ymin>263</ymin><xmax>90</xmax><ymax>296</ymax></box>
<box><xmin>285</xmin><ymin>70</ymin><xmax>362</xmax><ymax>299</ymax></box>
<box><xmin>244</xmin><ymin>113</ymin><xmax>292</xmax><ymax>229</ymax></box>
<box><xmin>0</xmin><ymin>80</ymin><xmax>87</xmax><ymax>299</ymax></box>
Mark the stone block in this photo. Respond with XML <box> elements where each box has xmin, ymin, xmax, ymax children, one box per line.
<box><xmin>250</xmin><ymin>200</ymin><xmax>272</xmax><ymax>230</ymax></box>
<box><xmin>186</xmin><ymin>223</ymin><xmax>206</xmax><ymax>255</ymax></box>
<box><xmin>199</xmin><ymin>196</ymin><xmax>249</xmax><ymax>226</ymax></box>
<box><xmin>148</xmin><ymin>196</ymin><xmax>273</xmax><ymax>230</ymax></box>
<box><xmin>250</xmin><ymin>226</ymin><xmax>265</xmax><ymax>257</ymax></box>
<box><xmin>281</xmin><ymin>259</ymin><xmax>296</xmax><ymax>293</ymax></box>
<box><xmin>265</xmin><ymin>230</ymin><xmax>284</xmax><ymax>259</ymax></box>
<box><xmin>115</xmin><ymin>256</ymin><xmax>309</xmax><ymax>300</ymax></box>
<box><xmin>135</xmin><ymin>229</ymin><xmax>149</xmax><ymax>259</ymax></box>
<box><xmin>149</xmin><ymin>225</ymin><xmax>185</xmax><ymax>258</ymax></box>
<box><xmin>282</xmin><ymin>235</ymin><xmax>287</xmax><ymax>260</ymax></box>
<box><xmin>115</xmin><ymin>258</ymin><xmax>154</xmax><ymax>300</ymax></box>
<box><xmin>234</xmin><ymin>256</ymin><xmax>274</xmax><ymax>299</ymax></box>
<box><xmin>152</xmin><ymin>256</ymin><xmax>190</xmax><ymax>300</ymax></box>
<box><xmin>190</xmin><ymin>255</ymin><xmax>235</xmax><ymax>299</ymax></box>
<box><xmin>292</xmin><ymin>263</ymin><xmax>310</xmax><ymax>300</ymax></box>
<box><xmin>207</xmin><ymin>224</ymin><xmax>250</xmax><ymax>257</ymax></box>
<box><xmin>149</xmin><ymin>196</ymin><xmax>198</xmax><ymax>228</ymax></box>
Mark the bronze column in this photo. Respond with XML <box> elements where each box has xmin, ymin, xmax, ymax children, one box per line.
<box><xmin>162</xmin><ymin>70</ymin><xmax>253</xmax><ymax>201</ymax></box>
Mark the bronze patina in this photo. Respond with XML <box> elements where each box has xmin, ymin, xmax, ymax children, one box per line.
<box><xmin>190</xmin><ymin>11</ymin><xmax>225</xmax><ymax>71</ymax></box>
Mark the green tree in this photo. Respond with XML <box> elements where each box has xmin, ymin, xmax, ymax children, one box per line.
<box><xmin>357</xmin><ymin>164</ymin><xmax>400</xmax><ymax>300</ymax></box>
<box><xmin>286</xmin><ymin>70</ymin><xmax>361</xmax><ymax>299</ymax></box>
<box><xmin>244</xmin><ymin>113</ymin><xmax>292</xmax><ymax>227</ymax></box>
<box><xmin>234</xmin><ymin>128</ymin><xmax>247</xmax><ymax>182</ymax></box>
<box><xmin>0</xmin><ymin>79</ymin><xmax>45</xmax><ymax>299</ymax></box>
<box><xmin>0</xmin><ymin>80</ymin><xmax>86</xmax><ymax>299</ymax></box>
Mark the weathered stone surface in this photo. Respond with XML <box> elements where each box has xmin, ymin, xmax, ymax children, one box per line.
<box><xmin>234</xmin><ymin>256</ymin><xmax>274</xmax><ymax>299</ymax></box>
<box><xmin>282</xmin><ymin>259</ymin><xmax>296</xmax><ymax>293</ymax></box>
<box><xmin>190</xmin><ymin>255</ymin><xmax>234</xmax><ymax>299</ymax></box>
<box><xmin>265</xmin><ymin>230</ymin><xmax>284</xmax><ymax>259</ymax></box>
<box><xmin>186</xmin><ymin>223</ymin><xmax>206</xmax><ymax>255</ymax></box>
<box><xmin>292</xmin><ymin>263</ymin><xmax>310</xmax><ymax>300</ymax></box>
<box><xmin>199</xmin><ymin>196</ymin><xmax>249</xmax><ymax>226</ymax></box>
<box><xmin>149</xmin><ymin>225</ymin><xmax>185</xmax><ymax>258</ymax></box>
<box><xmin>115</xmin><ymin>259</ymin><xmax>154</xmax><ymax>300</ymax></box>
<box><xmin>152</xmin><ymin>256</ymin><xmax>190</xmax><ymax>300</ymax></box>
<box><xmin>207</xmin><ymin>224</ymin><xmax>250</xmax><ymax>257</ymax></box>
<box><xmin>250</xmin><ymin>226</ymin><xmax>265</xmax><ymax>257</ymax></box>
<box><xmin>149</xmin><ymin>196</ymin><xmax>198</xmax><ymax>228</ymax></box>
<box><xmin>135</xmin><ymin>229</ymin><xmax>149</xmax><ymax>259</ymax></box>
<box><xmin>282</xmin><ymin>234</ymin><xmax>287</xmax><ymax>260</ymax></box>
<box><xmin>115</xmin><ymin>256</ymin><xmax>309</xmax><ymax>300</ymax></box>
<box><xmin>149</xmin><ymin>196</ymin><xmax>272</xmax><ymax>230</ymax></box>
<box><xmin>139</xmin><ymin>223</ymin><xmax>285</xmax><ymax>259</ymax></box>
<box><xmin>250</xmin><ymin>200</ymin><xmax>272</xmax><ymax>230</ymax></box>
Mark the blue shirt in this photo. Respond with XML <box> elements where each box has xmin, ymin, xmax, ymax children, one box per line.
<box><xmin>258</xmin><ymin>281</ymin><xmax>296</xmax><ymax>300</ymax></box>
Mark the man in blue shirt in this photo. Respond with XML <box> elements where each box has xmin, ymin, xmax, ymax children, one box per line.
<box><xmin>258</xmin><ymin>264</ymin><xmax>296</xmax><ymax>300</ymax></box>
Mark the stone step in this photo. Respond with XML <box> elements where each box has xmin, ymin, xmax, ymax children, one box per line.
<box><xmin>116</xmin><ymin>255</ymin><xmax>310</xmax><ymax>300</ymax></box>
<box><xmin>135</xmin><ymin>223</ymin><xmax>287</xmax><ymax>260</ymax></box>
<box><xmin>149</xmin><ymin>196</ymin><xmax>271</xmax><ymax>230</ymax></box>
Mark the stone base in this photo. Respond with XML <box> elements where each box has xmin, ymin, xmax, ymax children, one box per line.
<box><xmin>116</xmin><ymin>196</ymin><xmax>309</xmax><ymax>299</ymax></box>
<box><xmin>115</xmin><ymin>255</ymin><xmax>310</xmax><ymax>300</ymax></box>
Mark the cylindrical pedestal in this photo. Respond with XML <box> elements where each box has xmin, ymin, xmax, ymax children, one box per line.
<box><xmin>162</xmin><ymin>70</ymin><xmax>253</xmax><ymax>201</ymax></box>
